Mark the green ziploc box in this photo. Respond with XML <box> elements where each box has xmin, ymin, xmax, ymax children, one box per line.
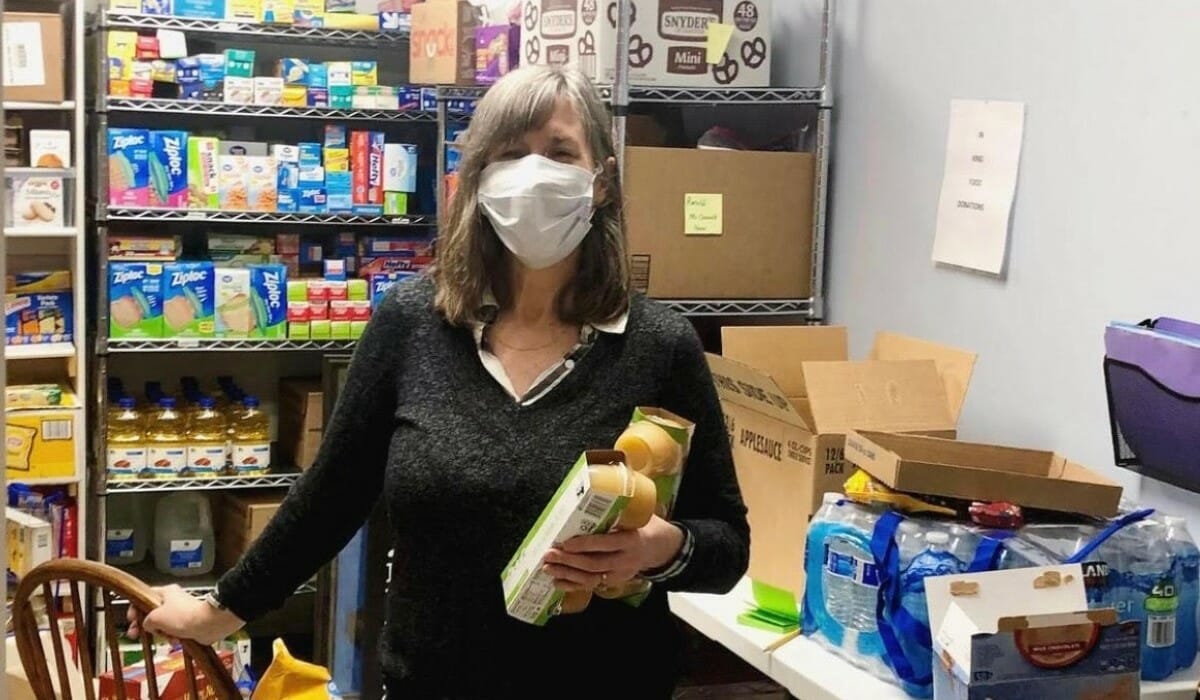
<box><xmin>162</xmin><ymin>262</ymin><xmax>215</xmax><ymax>337</ymax></box>
<box><xmin>501</xmin><ymin>450</ymin><xmax>641</xmax><ymax>626</ymax></box>
<box><xmin>223</xmin><ymin>49</ymin><xmax>256</xmax><ymax>78</ymax></box>
<box><xmin>187</xmin><ymin>137</ymin><xmax>219</xmax><ymax>210</ymax></box>
<box><xmin>109</xmin><ymin>262</ymin><xmax>164</xmax><ymax>339</ymax></box>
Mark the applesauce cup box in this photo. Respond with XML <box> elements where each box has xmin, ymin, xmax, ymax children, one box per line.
<box><xmin>162</xmin><ymin>262</ymin><xmax>215</xmax><ymax>338</ymax></box>
<box><xmin>187</xmin><ymin>137</ymin><xmax>219</xmax><ymax>209</ymax></box>
<box><xmin>215</xmin><ymin>268</ymin><xmax>252</xmax><ymax>337</ymax></box>
<box><xmin>108</xmin><ymin>262</ymin><xmax>164</xmax><ymax>339</ymax></box>
<box><xmin>107</xmin><ymin>128</ymin><xmax>150</xmax><ymax>207</ymax></box>
<box><xmin>249</xmin><ymin>263</ymin><xmax>287</xmax><ymax>338</ymax></box>
<box><xmin>501</xmin><ymin>450</ymin><xmax>642</xmax><ymax>626</ymax></box>
<box><xmin>148</xmin><ymin>130</ymin><xmax>189</xmax><ymax>209</ymax></box>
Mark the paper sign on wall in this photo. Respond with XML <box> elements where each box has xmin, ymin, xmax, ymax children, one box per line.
<box><xmin>932</xmin><ymin>99</ymin><xmax>1026</xmax><ymax>275</ymax></box>
<box><xmin>685</xmin><ymin>194</ymin><xmax>723</xmax><ymax>235</ymax></box>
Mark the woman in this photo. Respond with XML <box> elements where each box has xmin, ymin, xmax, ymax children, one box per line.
<box><xmin>137</xmin><ymin>65</ymin><xmax>750</xmax><ymax>698</ymax></box>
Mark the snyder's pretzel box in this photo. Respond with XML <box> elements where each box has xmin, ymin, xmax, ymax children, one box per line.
<box><xmin>5</xmin><ymin>405</ymin><xmax>77</xmax><ymax>481</ymax></box>
<box><xmin>521</xmin><ymin>0</ymin><xmax>772</xmax><ymax>87</ymax></box>
<box><xmin>927</xmin><ymin>565</ymin><xmax>1140</xmax><ymax>700</ymax></box>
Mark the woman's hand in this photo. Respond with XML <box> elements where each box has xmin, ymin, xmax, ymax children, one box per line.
<box><xmin>542</xmin><ymin>516</ymin><xmax>684</xmax><ymax>592</ymax></box>
<box><xmin>127</xmin><ymin>585</ymin><xmax>246</xmax><ymax>646</ymax></box>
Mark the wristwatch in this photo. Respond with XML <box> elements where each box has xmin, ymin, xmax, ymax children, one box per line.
<box><xmin>203</xmin><ymin>589</ymin><xmax>228</xmax><ymax>612</ymax></box>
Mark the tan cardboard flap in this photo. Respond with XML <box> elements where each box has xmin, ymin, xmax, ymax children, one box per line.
<box><xmin>870</xmin><ymin>332</ymin><xmax>977</xmax><ymax>422</ymax></box>
<box><xmin>850</xmin><ymin>430</ymin><xmax>1054</xmax><ymax>477</ymax></box>
<box><xmin>802</xmin><ymin>360</ymin><xmax>955</xmax><ymax>435</ymax></box>
<box><xmin>721</xmin><ymin>326</ymin><xmax>848</xmax><ymax>398</ymax></box>
<box><xmin>706</xmin><ymin>353</ymin><xmax>807</xmax><ymax>428</ymax></box>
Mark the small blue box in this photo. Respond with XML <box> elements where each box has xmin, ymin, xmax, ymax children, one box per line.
<box><xmin>420</xmin><ymin>87</ymin><xmax>437</xmax><ymax>112</ymax></box>
<box><xmin>196</xmin><ymin>54</ymin><xmax>225</xmax><ymax>83</ymax></box>
<box><xmin>173</xmin><ymin>0</ymin><xmax>225</xmax><ymax>18</ymax></box>
<box><xmin>298</xmin><ymin>186</ymin><xmax>327</xmax><ymax>213</ymax></box>
<box><xmin>248</xmin><ymin>264</ymin><xmax>287</xmax><ymax>339</ymax></box>
<box><xmin>308</xmin><ymin>64</ymin><xmax>328</xmax><ymax>89</ymax></box>
<box><xmin>307</xmin><ymin>87</ymin><xmax>329</xmax><ymax>108</ymax></box>
<box><xmin>326</xmin><ymin>171</ymin><xmax>352</xmax><ymax>213</ymax></box>
<box><xmin>175</xmin><ymin>57</ymin><xmax>201</xmax><ymax>84</ymax></box>
<box><xmin>299</xmin><ymin>143</ymin><xmax>322</xmax><ymax>169</ymax></box>
<box><xmin>324</xmin><ymin>125</ymin><xmax>347</xmax><ymax>149</ymax></box>
<box><xmin>397</xmin><ymin>86</ymin><xmax>421</xmax><ymax>111</ymax></box>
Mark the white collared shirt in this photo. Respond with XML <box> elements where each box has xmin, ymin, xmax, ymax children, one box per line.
<box><xmin>472</xmin><ymin>294</ymin><xmax>629</xmax><ymax>406</ymax></box>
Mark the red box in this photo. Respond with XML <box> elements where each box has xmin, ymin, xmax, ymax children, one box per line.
<box><xmin>136</xmin><ymin>36</ymin><xmax>159</xmax><ymax>59</ymax></box>
<box><xmin>326</xmin><ymin>281</ymin><xmax>348</xmax><ymax>301</ymax></box>
<box><xmin>309</xmin><ymin>301</ymin><xmax>329</xmax><ymax>320</ymax></box>
<box><xmin>330</xmin><ymin>300</ymin><xmax>353</xmax><ymax>321</ymax></box>
<box><xmin>306</xmin><ymin>280</ymin><xmax>329</xmax><ymax>302</ymax></box>
<box><xmin>367</xmin><ymin>132</ymin><xmax>385</xmax><ymax>205</ymax></box>
<box><xmin>351</xmin><ymin>131</ymin><xmax>370</xmax><ymax>205</ymax></box>
<box><xmin>351</xmin><ymin>300</ymin><xmax>372</xmax><ymax>321</ymax></box>
<box><xmin>276</xmin><ymin>233</ymin><xmax>300</xmax><ymax>254</ymax></box>
<box><xmin>131</xmin><ymin>79</ymin><xmax>154</xmax><ymax>97</ymax></box>
<box><xmin>288</xmin><ymin>302</ymin><xmax>310</xmax><ymax>322</ymax></box>
<box><xmin>100</xmin><ymin>649</ymin><xmax>234</xmax><ymax>700</ymax></box>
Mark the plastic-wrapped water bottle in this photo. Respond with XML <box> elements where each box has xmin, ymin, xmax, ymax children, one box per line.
<box><xmin>1165</xmin><ymin>516</ymin><xmax>1200</xmax><ymax>670</ymax></box>
<box><xmin>822</xmin><ymin>507</ymin><xmax>880</xmax><ymax>635</ymax></box>
<box><xmin>1131</xmin><ymin>524</ymin><xmax>1178</xmax><ymax>681</ymax></box>
<box><xmin>899</xmin><ymin>531</ymin><xmax>964</xmax><ymax>626</ymax></box>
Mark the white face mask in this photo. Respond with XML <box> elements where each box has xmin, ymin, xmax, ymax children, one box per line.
<box><xmin>477</xmin><ymin>154</ymin><xmax>597</xmax><ymax>270</ymax></box>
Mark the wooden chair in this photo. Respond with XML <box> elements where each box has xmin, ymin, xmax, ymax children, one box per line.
<box><xmin>12</xmin><ymin>559</ymin><xmax>241</xmax><ymax>700</ymax></box>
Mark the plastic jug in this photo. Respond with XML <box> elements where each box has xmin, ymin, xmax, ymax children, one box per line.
<box><xmin>230</xmin><ymin>395</ymin><xmax>271</xmax><ymax>475</ymax></box>
<box><xmin>146</xmin><ymin>397</ymin><xmax>187</xmax><ymax>478</ymax></box>
<box><xmin>106</xmin><ymin>397</ymin><xmax>147</xmax><ymax>480</ymax></box>
<box><xmin>106</xmin><ymin>493</ymin><xmax>152</xmax><ymax>566</ymax></box>
<box><xmin>153</xmin><ymin>492</ymin><xmax>215</xmax><ymax>577</ymax></box>
<box><xmin>187</xmin><ymin>396</ymin><xmax>228</xmax><ymax>478</ymax></box>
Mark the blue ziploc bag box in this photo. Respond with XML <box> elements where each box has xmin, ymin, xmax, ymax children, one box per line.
<box><xmin>109</xmin><ymin>262</ymin><xmax>164</xmax><ymax>339</ymax></box>
<box><xmin>369</xmin><ymin>271</ymin><xmax>415</xmax><ymax>307</ymax></box>
<box><xmin>162</xmin><ymin>261</ymin><xmax>215</xmax><ymax>337</ymax></box>
<box><xmin>149</xmin><ymin>130</ymin><xmax>189</xmax><ymax>209</ymax></box>
<box><xmin>249</xmin><ymin>264</ymin><xmax>287</xmax><ymax>338</ymax></box>
<box><xmin>326</xmin><ymin>170</ymin><xmax>352</xmax><ymax>213</ymax></box>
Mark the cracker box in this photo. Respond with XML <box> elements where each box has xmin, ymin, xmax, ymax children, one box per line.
<box><xmin>474</xmin><ymin>23</ymin><xmax>519</xmax><ymax>84</ymax></box>
<box><xmin>522</xmin><ymin>0</ymin><xmax>772</xmax><ymax>87</ymax></box>
<box><xmin>218</xmin><ymin>155</ymin><xmax>250</xmax><ymax>210</ymax></box>
<box><xmin>928</xmin><ymin>565</ymin><xmax>1140</xmax><ymax>700</ymax></box>
<box><xmin>108</xmin><ymin>262</ymin><xmax>164</xmax><ymax>339</ymax></box>
<box><xmin>246</xmin><ymin>156</ymin><xmax>278</xmax><ymax>211</ymax></box>
<box><xmin>326</xmin><ymin>61</ymin><xmax>352</xmax><ymax>87</ymax></box>
<box><xmin>187</xmin><ymin>136</ymin><xmax>219</xmax><ymax>209</ymax></box>
<box><xmin>249</xmin><ymin>264</ymin><xmax>287</xmax><ymax>338</ymax></box>
<box><xmin>9</xmin><ymin>175</ymin><xmax>65</xmax><ymax>228</ymax></box>
<box><xmin>6</xmin><ymin>407</ymin><xmax>77</xmax><ymax>482</ymax></box>
<box><xmin>149</xmin><ymin>130</ymin><xmax>189</xmax><ymax>209</ymax></box>
<box><xmin>215</xmin><ymin>267</ymin><xmax>252</xmax><ymax>337</ymax></box>
<box><xmin>293</xmin><ymin>0</ymin><xmax>324</xmax><ymax>25</ymax></box>
<box><xmin>5</xmin><ymin>292</ymin><xmax>73</xmax><ymax>344</ymax></box>
<box><xmin>162</xmin><ymin>261</ymin><xmax>215</xmax><ymax>337</ymax></box>
<box><xmin>277</xmin><ymin>58</ymin><xmax>309</xmax><ymax>85</ymax></box>
<box><xmin>28</xmin><ymin>129</ymin><xmax>71</xmax><ymax>168</ymax></box>
<box><xmin>7</xmin><ymin>271</ymin><xmax>70</xmax><ymax>294</ymax></box>
<box><xmin>224</xmin><ymin>75</ymin><xmax>255</xmax><ymax>104</ymax></box>
<box><xmin>253</xmin><ymin>76</ymin><xmax>284</xmax><ymax>105</ymax></box>
<box><xmin>107</xmin><ymin>128</ymin><xmax>150</xmax><ymax>207</ymax></box>
<box><xmin>99</xmin><ymin>649</ymin><xmax>235</xmax><ymax>700</ymax></box>
<box><xmin>502</xmin><ymin>450</ymin><xmax>652</xmax><ymax>625</ymax></box>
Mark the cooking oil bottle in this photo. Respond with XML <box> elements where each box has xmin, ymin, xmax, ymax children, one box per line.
<box><xmin>106</xmin><ymin>397</ymin><xmax>147</xmax><ymax>481</ymax></box>
<box><xmin>146</xmin><ymin>397</ymin><xmax>187</xmax><ymax>478</ymax></box>
<box><xmin>186</xmin><ymin>396</ymin><xmax>228</xmax><ymax>479</ymax></box>
<box><xmin>230</xmin><ymin>395</ymin><xmax>271</xmax><ymax>475</ymax></box>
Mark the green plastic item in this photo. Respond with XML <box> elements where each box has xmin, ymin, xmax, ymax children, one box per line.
<box><xmin>735</xmin><ymin>579</ymin><xmax>800</xmax><ymax>633</ymax></box>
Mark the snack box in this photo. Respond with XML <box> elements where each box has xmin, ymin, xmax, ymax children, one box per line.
<box><xmin>6</xmin><ymin>292</ymin><xmax>73</xmax><ymax>344</ymax></box>
<box><xmin>28</xmin><ymin>129</ymin><xmax>71</xmax><ymax>168</ymax></box>
<box><xmin>6</xmin><ymin>271</ymin><xmax>69</xmax><ymax>294</ymax></box>
<box><xmin>5</xmin><ymin>407</ymin><xmax>77</xmax><ymax>482</ymax></box>
<box><xmin>107</xmin><ymin>128</ymin><xmax>150</xmax><ymax>207</ymax></box>
<box><xmin>6</xmin><ymin>384</ymin><xmax>75</xmax><ymax>409</ymax></box>
<box><xmin>187</xmin><ymin>136</ymin><xmax>220</xmax><ymax>210</ymax></box>
<box><xmin>162</xmin><ymin>261</ymin><xmax>215</xmax><ymax>337</ymax></box>
<box><xmin>108</xmin><ymin>262</ymin><xmax>163</xmax><ymax>339</ymax></box>
<box><xmin>149</xmin><ymin>130</ymin><xmax>189</xmax><ymax>209</ymax></box>
<box><xmin>6</xmin><ymin>507</ymin><xmax>53</xmax><ymax>578</ymax></box>
<box><xmin>9</xmin><ymin>175</ymin><xmax>65</xmax><ymax>228</ymax></box>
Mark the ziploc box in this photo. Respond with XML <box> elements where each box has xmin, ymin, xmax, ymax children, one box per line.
<box><xmin>187</xmin><ymin>136</ymin><xmax>219</xmax><ymax>209</ymax></box>
<box><xmin>107</xmin><ymin>128</ymin><xmax>151</xmax><ymax>207</ymax></box>
<box><xmin>162</xmin><ymin>262</ymin><xmax>215</xmax><ymax>337</ymax></box>
<box><xmin>249</xmin><ymin>264</ymin><xmax>287</xmax><ymax>338</ymax></box>
<box><xmin>215</xmin><ymin>268</ymin><xmax>252</xmax><ymax>337</ymax></box>
<box><xmin>502</xmin><ymin>451</ymin><xmax>649</xmax><ymax>626</ymax></box>
<box><xmin>148</xmin><ymin>131</ymin><xmax>189</xmax><ymax>209</ymax></box>
<box><xmin>927</xmin><ymin>565</ymin><xmax>1139</xmax><ymax>700</ymax></box>
<box><xmin>109</xmin><ymin>262</ymin><xmax>164</xmax><ymax>339</ymax></box>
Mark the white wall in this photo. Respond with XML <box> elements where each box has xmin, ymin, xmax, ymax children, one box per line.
<box><xmin>778</xmin><ymin>0</ymin><xmax>1200</xmax><ymax>521</ymax></box>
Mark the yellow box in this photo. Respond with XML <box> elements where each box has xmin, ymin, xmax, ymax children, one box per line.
<box><xmin>261</xmin><ymin>0</ymin><xmax>294</xmax><ymax>23</ymax></box>
<box><xmin>323</xmin><ymin>147</ymin><xmax>349</xmax><ymax>171</ymax></box>
<box><xmin>6</xmin><ymin>408</ymin><xmax>77</xmax><ymax>482</ymax></box>
<box><xmin>282</xmin><ymin>84</ymin><xmax>308</xmax><ymax>107</ymax></box>
<box><xmin>227</xmin><ymin>0</ymin><xmax>261</xmax><ymax>22</ymax></box>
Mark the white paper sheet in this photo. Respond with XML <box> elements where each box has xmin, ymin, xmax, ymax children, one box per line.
<box><xmin>2</xmin><ymin>23</ymin><xmax>46</xmax><ymax>88</ymax></box>
<box><xmin>932</xmin><ymin>99</ymin><xmax>1026</xmax><ymax>275</ymax></box>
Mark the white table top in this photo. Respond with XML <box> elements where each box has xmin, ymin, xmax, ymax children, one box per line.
<box><xmin>669</xmin><ymin>577</ymin><xmax>1200</xmax><ymax>700</ymax></box>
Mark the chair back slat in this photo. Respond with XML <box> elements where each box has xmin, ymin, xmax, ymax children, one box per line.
<box><xmin>68</xmin><ymin>581</ymin><xmax>98</xmax><ymax>700</ymax></box>
<box><xmin>11</xmin><ymin>560</ymin><xmax>240</xmax><ymax>700</ymax></box>
<box><xmin>41</xmin><ymin>582</ymin><xmax>74</xmax><ymax>700</ymax></box>
<box><xmin>101</xmin><ymin>591</ymin><xmax>127</xmax><ymax>700</ymax></box>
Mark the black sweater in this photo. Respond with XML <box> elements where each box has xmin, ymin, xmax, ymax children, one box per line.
<box><xmin>217</xmin><ymin>277</ymin><xmax>750</xmax><ymax>698</ymax></box>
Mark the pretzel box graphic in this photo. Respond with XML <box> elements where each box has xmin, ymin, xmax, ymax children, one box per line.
<box><xmin>522</xmin><ymin>0</ymin><xmax>771</xmax><ymax>87</ymax></box>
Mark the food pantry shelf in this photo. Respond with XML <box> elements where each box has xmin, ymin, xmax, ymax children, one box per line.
<box><xmin>103</xmin><ymin>471</ymin><xmax>302</xmax><ymax>494</ymax></box>
<box><xmin>102</xmin><ymin>207</ymin><xmax>435</xmax><ymax>226</ymax></box>
<box><xmin>5</xmin><ymin>342</ymin><xmax>78</xmax><ymax>359</ymax></box>
<box><xmin>664</xmin><ymin>299</ymin><xmax>815</xmax><ymax>316</ymax></box>
<box><xmin>97</xmin><ymin>10</ymin><xmax>409</xmax><ymax>46</ymax></box>
<box><xmin>104</xmin><ymin>338</ymin><xmax>359</xmax><ymax>353</ymax></box>
<box><xmin>437</xmin><ymin>85</ymin><xmax>824</xmax><ymax>106</ymax></box>
<box><xmin>103</xmin><ymin>97</ymin><xmax>436</xmax><ymax>123</ymax></box>
<box><xmin>3</xmin><ymin>101</ymin><xmax>77</xmax><ymax>111</ymax></box>
<box><xmin>4</xmin><ymin>226</ymin><xmax>80</xmax><ymax>238</ymax></box>
<box><xmin>110</xmin><ymin>562</ymin><xmax>317</xmax><ymax>604</ymax></box>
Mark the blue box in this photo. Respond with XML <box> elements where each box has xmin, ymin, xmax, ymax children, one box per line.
<box><xmin>148</xmin><ymin>131</ymin><xmax>189</xmax><ymax>209</ymax></box>
<box><xmin>162</xmin><ymin>262</ymin><xmax>215</xmax><ymax>338</ymax></box>
<box><xmin>175</xmin><ymin>57</ymin><xmax>201</xmax><ymax>83</ymax></box>
<box><xmin>420</xmin><ymin>87</ymin><xmax>437</xmax><ymax>112</ymax></box>
<box><xmin>196</xmin><ymin>54</ymin><xmax>225</xmax><ymax>83</ymax></box>
<box><xmin>299</xmin><ymin>143</ymin><xmax>322</xmax><ymax>169</ymax></box>
<box><xmin>379</xmin><ymin>11</ymin><xmax>405</xmax><ymax>33</ymax></box>
<box><xmin>307</xmin><ymin>87</ymin><xmax>329</xmax><ymax>108</ymax></box>
<box><xmin>298</xmin><ymin>185</ymin><xmax>327</xmax><ymax>213</ymax></box>
<box><xmin>308</xmin><ymin>64</ymin><xmax>328</xmax><ymax>89</ymax></box>
<box><xmin>325</xmin><ymin>170</ymin><xmax>352</xmax><ymax>213</ymax></box>
<box><xmin>277</xmin><ymin>162</ymin><xmax>300</xmax><ymax>212</ymax></box>
<box><xmin>277</xmin><ymin>58</ymin><xmax>309</xmax><ymax>85</ymax></box>
<box><xmin>397</xmin><ymin>86</ymin><xmax>421</xmax><ymax>111</ymax></box>
<box><xmin>108</xmin><ymin>262</ymin><xmax>163</xmax><ymax>339</ymax></box>
<box><xmin>324</xmin><ymin>124</ymin><xmax>347</xmax><ymax>149</ymax></box>
<box><xmin>5</xmin><ymin>292</ymin><xmax>74</xmax><ymax>345</ymax></box>
<box><xmin>369</xmin><ymin>271</ymin><xmax>416</xmax><ymax>307</ymax></box>
<box><xmin>173</xmin><ymin>0</ymin><xmax>225</xmax><ymax>18</ymax></box>
<box><xmin>249</xmin><ymin>264</ymin><xmax>287</xmax><ymax>338</ymax></box>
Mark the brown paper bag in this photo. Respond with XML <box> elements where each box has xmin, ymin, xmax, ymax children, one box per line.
<box><xmin>409</xmin><ymin>0</ymin><xmax>479</xmax><ymax>85</ymax></box>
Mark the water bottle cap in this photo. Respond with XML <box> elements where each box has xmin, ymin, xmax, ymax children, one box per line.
<box><xmin>198</xmin><ymin>396</ymin><xmax>216</xmax><ymax>409</ymax></box>
<box><xmin>926</xmin><ymin>531</ymin><xmax>950</xmax><ymax>545</ymax></box>
<box><xmin>158</xmin><ymin>397</ymin><xmax>176</xmax><ymax>409</ymax></box>
<box><xmin>118</xmin><ymin>397</ymin><xmax>137</xmax><ymax>409</ymax></box>
<box><xmin>822</xmin><ymin>492</ymin><xmax>842</xmax><ymax>505</ymax></box>
<box><xmin>243</xmin><ymin>395</ymin><xmax>260</xmax><ymax>408</ymax></box>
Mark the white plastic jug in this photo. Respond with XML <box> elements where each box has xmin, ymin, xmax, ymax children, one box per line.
<box><xmin>153</xmin><ymin>492</ymin><xmax>215</xmax><ymax>577</ymax></box>
<box><xmin>106</xmin><ymin>493</ymin><xmax>152</xmax><ymax>566</ymax></box>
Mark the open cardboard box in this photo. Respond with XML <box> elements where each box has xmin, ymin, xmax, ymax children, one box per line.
<box><xmin>927</xmin><ymin>565</ymin><xmax>1139</xmax><ymax>700</ymax></box>
<box><xmin>706</xmin><ymin>326</ymin><xmax>977</xmax><ymax>628</ymax></box>
<box><xmin>845</xmin><ymin>430</ymin><xmax>1123</xmax><ymax>518</ymax></box>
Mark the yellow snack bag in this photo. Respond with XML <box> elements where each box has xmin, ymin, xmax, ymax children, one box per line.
<box><xmin>843</xmin><ymin>468</ymin><xmax>958</xmax><ymax>517</ymax></box>
<box><xmin>252</xmin><ymin>639</ymin><xmax>343</xmax><ymax>700</ymax></box>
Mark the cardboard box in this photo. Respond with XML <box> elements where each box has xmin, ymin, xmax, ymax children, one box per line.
<box><xmin>501</xmin><ymin>450</ymin><xmax>644</xmax><ymax>625</ymax></box>
<box><xmin>409</xmin><ymin>0</ymin><xmax>478</xmax><ymax>85</ymax></box>
<box><xmin>1</xmin><ymin>13</ymin><xmax>66</xmax><ymax>102</ymax></box>
<box><xmin>707</xmin><ymin>326</ymin><xmax>976</xmax><ymax>615</ymax></box>
<box><xmin>927</xmin><ymin>565</ymin><xmax>1139</xmax><ymax>700</ymax></box>
<box><xmin>521</xmin><ymin>0</ymin><xmax>771</xmax><ymax>87</ymax></box>
<box><xmin>6</xmin><ymin>507</ymin><xmax>53</xmax><ymax>578</ymax></box>
<box><xmin>99</xmin><ymin>649</ymin><xmax>235</xmax><ymax>700</ymax></box>
<box><xmin>278</xmin><ymin>378</ymin><xmax>323</xmax><ymax>469</ymax></box>
<box><xmin>6</xmin><ymin>407</ymin><xmax>77</xmax><ymax>481</ymax></box>
<box><xmin>624</xmin><ymin>147</ymin><xmax>813</xmax><ymax>299</ymax></box>
<box><xmin>7</xmin><ymin>291</ymin><xmax>73</xmax><ymax>344</ymax></box>
<box><xmin>845</xmin><ymin>430</ymin><xmax>1123</xmax><ymax>519</ymax></box>
<box><xmin>215</xmin><ymin>492</ymin><xmax>283</xmax><ymax>568</ymax></box>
